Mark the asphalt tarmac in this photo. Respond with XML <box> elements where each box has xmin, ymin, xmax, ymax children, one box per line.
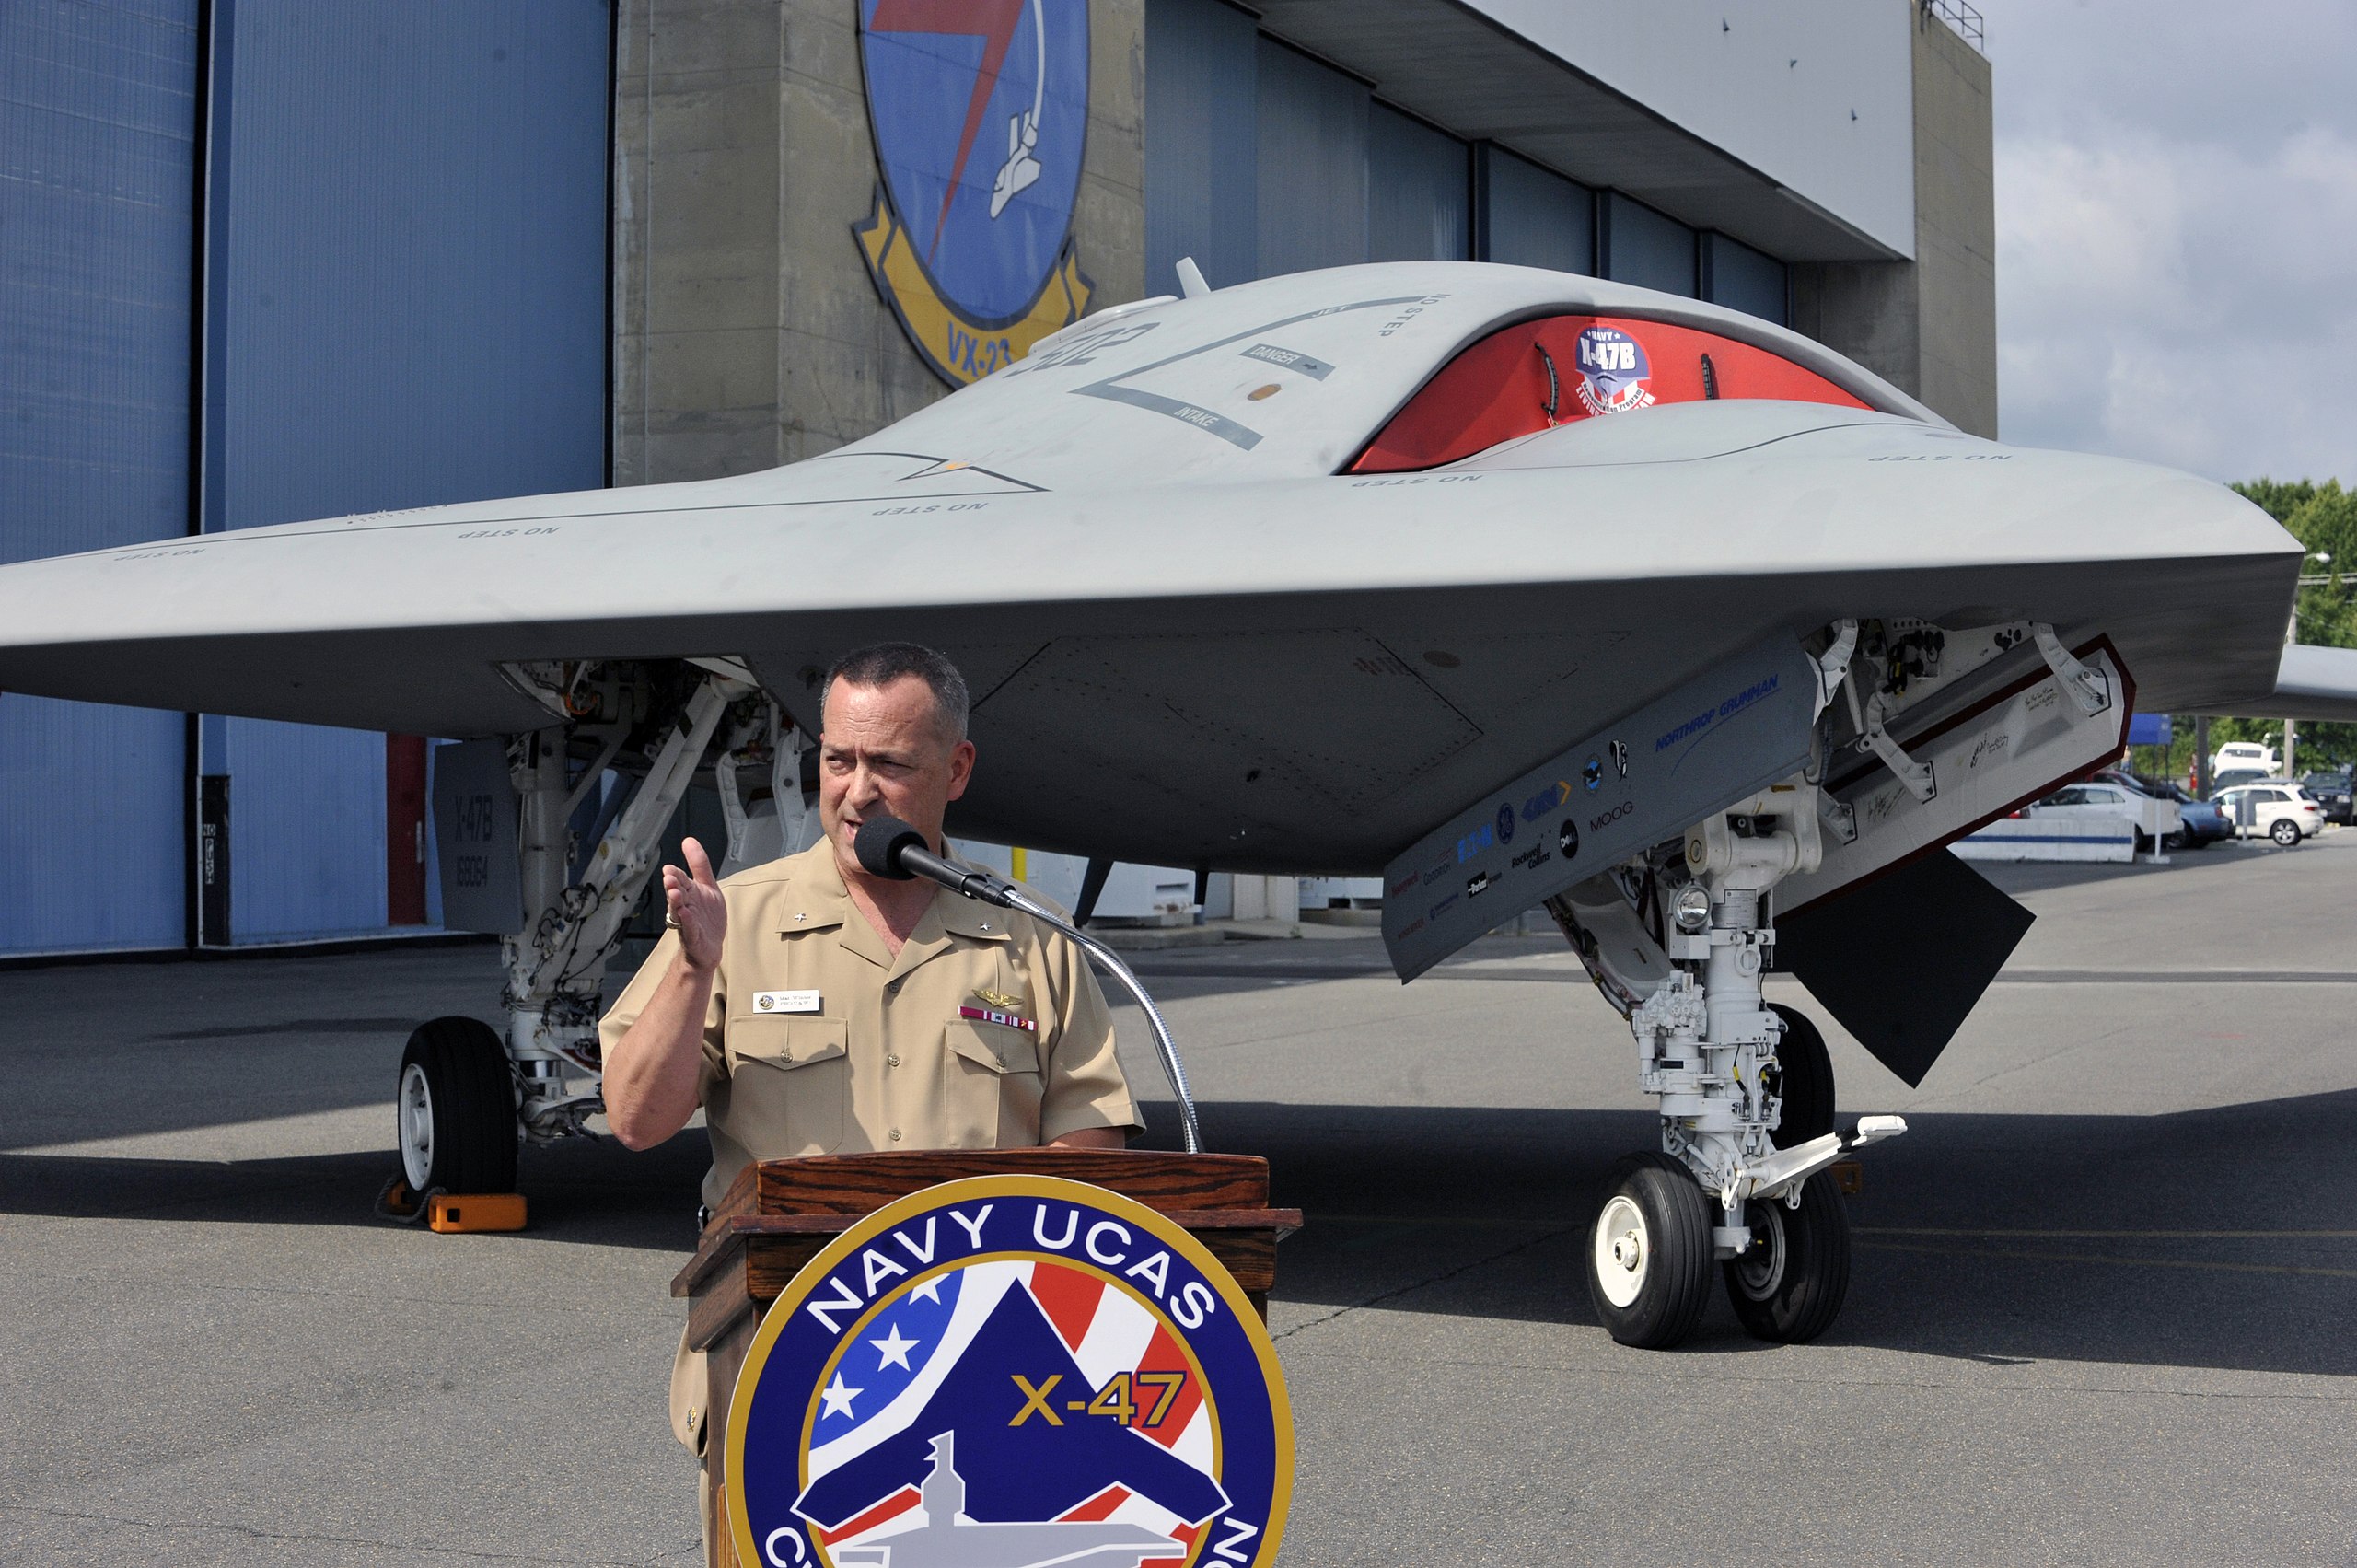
<box><xmin>4</xmin><ymin>831</ymin><xmax>2354</xmax><ymax>1565</ymax></box>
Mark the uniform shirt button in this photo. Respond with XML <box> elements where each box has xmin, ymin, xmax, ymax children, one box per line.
<box><xmin>888</xmin><ymin>1129</ymin><xmax>902</xmax><ymax>1143</ymax></box>
<box><xmin>886</xmin><ymin>1053</ymin><xmax>900</xmax><ymax>1068</ymax></box>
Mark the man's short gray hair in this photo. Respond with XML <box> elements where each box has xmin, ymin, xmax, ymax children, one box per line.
<box><xmin>821</xmin><ymin>642</ymin><xmax>970</xmax><ymax>741</ymax></box>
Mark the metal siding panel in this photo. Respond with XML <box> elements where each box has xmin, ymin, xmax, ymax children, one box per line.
<box><xmin>1479</xmin><ymin>145</ymin><xmax>1591</xmax><ymax>273</ymax></box>
<box><xmin>1144</xmin><ymin>0</ymin><xmax>1257</xmax><ymax>295</ymax></box>
<box><xmin>207</xmin><ymin>0</ymin><xmax>609</xmax><ymax>942</ymax></box>
<box><xmin>1703</xmin><ymin>230</ymin><xmax>1789</xmax><ymax>326</ymax></box>
<box><xmin>1366</xmin><ymin>103</ymin><xmax>1466</xmax><ymax>263</ymax></box>
<box><xmin>1605</xmin><ymin>190</ymin><xmax>1698</xmax><ymax>297</ymax></box>
<box><xmin>0</xmin><ymin>697</ymin><xmax>186</xmax><ymax>953</ymax></box>
<box><xmin>0</xmin><ymin>0</ymin><xmax>198</xmax><ymax>956</ymax></box>
<box><xmin>1254</xmin><ymin>39</ymin><xmax>1366</xmax><ymax>279</ymax></box>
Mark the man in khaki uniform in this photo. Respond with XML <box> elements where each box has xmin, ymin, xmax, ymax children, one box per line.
<box><xmin>599</xmin><ymin>642</ymin><xmax>1139</xmax><ymax>1538</ymax></box>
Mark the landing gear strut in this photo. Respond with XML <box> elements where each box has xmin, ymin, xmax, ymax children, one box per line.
<box><xmin>389</xmin><ymin>659</ymin><xmax>814</xmax><ymax>1201</ymax></box>
<box><xmin>1563</xmin><ymin>777</ymin><xmax>1906</xmax><ymax>1348</ymax></box>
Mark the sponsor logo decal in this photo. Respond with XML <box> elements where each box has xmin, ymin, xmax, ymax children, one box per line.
<box><xmin>1494</xmin><ymin>803</ymin><xmax>1516</xmax><ymax>845</ymax></box>
<box><xmin>1387</xmin><ymin>871</ymin><xmax>1421</xmax><ymax>898</ymax></box>
<box><xmin>853</xmin><ymin>0</ymin><xmax>1095</xmax><ymax>385</ymax></box>
<box><xmin>1522</xmin><ymin>780</ymin><xmax>1572</xmax><ymax>822</ymax></box>
<box><xmin>1395</xmin><ymin>916</ymin><xmax>1426</xmax><ymax>940</ymax></box>
<box><xmin>1573</xmin><ymin>326</ymin><xmax>1655</xmax><ymax>416</ymax></box>
<box><xmin>1510</xmin><ymin>842</ymin><xmax>1550</xmax><ymax>872</ymax></box>
<box><xmin>1428</xmin><ymin>893</ymin><xmax>1460</xmax><ymax>922</ymax></box>
<box><xmin>1654</xmin><ymin>672</ymin><xmax>1782</xmax><ymax>753</ymax></box>
<box><xmin>1583</xmin><ymin>756</ymin><xmax>1604</xmax><ymax>792</ymax></box>
<box><xmin>1421</xmin><ymin>859</ymin><xmax>1455</xmax><ymax>887</ymax></box>
<box><xmin>1590</xmin><ymin>800</ymin><xmax>1635</xmax><ymax>831</ymax></box>
<box><xmin>726</xmin><ymin>1175</ymin><xmax>1292</xmax><ymax>1568</ymax></box>
<box><xmin>1559</xmin><ymin>819</ymin><xmax>1581</xmax><ymax>860</ymax></box>
<box><xmin>1466</xmin><ymin>871</ymin><xmax>1493</xmax><ymax>898</ymax></box>
<box><xmin>1455</xmin><ymin>824</ymin><xmax>1493</xmax><ymax>864</ymax></box>
<box><xmin>1609</xmin><ymin>739</ymin><xmax>1630</xmax><ymax>780</ymax></box>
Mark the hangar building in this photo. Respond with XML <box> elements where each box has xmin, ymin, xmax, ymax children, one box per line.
<box><xmin>0</xmin><ymin>0</ymin><xmax>1991</xmax><ymax>957</ymax></box>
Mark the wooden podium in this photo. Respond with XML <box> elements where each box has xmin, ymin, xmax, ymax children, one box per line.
<box><xmin>670</xmin><ymin>1149</ymin><xmax>1301</xmax><ymax>1568</ymax></box>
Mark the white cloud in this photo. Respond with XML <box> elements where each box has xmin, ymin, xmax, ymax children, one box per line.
<box><xmin>1979</xmin><ymin>2</ymin><xmax>2357</xmax><ymax>482</ymax></box>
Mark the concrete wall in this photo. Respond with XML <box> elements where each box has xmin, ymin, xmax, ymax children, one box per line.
<box><xmin>1790</xmin><ymin>7</ymin><xmax>1994</xmax><ymax>436</ymax></box>
<box><xmin>612</xmin><ymin>0</ymin><xmax>1146</xmax><ymax>486</ymax></box>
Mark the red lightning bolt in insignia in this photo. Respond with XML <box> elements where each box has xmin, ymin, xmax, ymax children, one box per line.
<box><xmin>866</xmin><ymin>0</ymin><xmax>1031</xmax><ymax>267</ymax></box>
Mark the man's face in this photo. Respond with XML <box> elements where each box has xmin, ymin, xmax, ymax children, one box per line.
<box><xmin>818</xmin><ymin>675</ymin><xmax>975</xmax><ymax>882</ymax></box>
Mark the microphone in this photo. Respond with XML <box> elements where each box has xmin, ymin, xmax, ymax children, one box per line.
<box><xmin>845</xmin><ymin>812</ymin><xmax>1204</xmax><ymax>1153</ymax></box>
<box><xmin>853</xmin><ymin>815</ymin><xmax>1013</xmax><ymax>905</ymax></box>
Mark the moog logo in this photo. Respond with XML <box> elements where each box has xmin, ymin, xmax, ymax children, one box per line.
<box><xmin>1590</xmin><ymin>800</ymin><xmax>1634</xmax><ymax>832</ymax></box>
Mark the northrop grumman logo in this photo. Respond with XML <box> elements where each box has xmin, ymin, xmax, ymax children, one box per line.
<box><xmin>1655</xmin><ymin>672</ymin><xmax>1781</xmax><ymax>753</ymax></box>
<box><xmin>727</xmin><ymin>1176</ymin><xmax>1292</xmax><ymax>1568</ymax></box>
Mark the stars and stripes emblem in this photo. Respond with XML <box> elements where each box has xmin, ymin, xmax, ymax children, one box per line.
<box><xmin>727</xmin><ymin>1178</ymin><xmax>1291</xmax><ymax>1568</ymax></box>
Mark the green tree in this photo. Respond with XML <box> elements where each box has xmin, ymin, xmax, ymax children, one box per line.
<box><xmin>2194</xmin><ymin>480</ymin><xmax>2357</xmax><ymax>772</ymax></box>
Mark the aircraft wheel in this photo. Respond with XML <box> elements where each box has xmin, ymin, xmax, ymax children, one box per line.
<box><xmin>1724</xmin><ymin>1174</ymin><xmax>1851</xmax><ymax>1344</ymax></box>
<box><xmin>2270</xmin><ymin>819</ymin><xmax>2302</xmax><ymax>847</ymax></box>
<box><xmin>1765</xmin><ymin>1004</ymin><xmax>1836</xmax><ymax>1149</ymax></box>
<box><xmin>1586</xmin><ymin>1153</ymin><xmax>1714</xmax><ymax>1349</ymax></box>
<box><xmin>397</xmin><ymin>1016</ymin><xmax>518</xmax><ymax>1194</ymax></box>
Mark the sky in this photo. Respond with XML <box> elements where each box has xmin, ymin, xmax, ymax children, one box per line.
<box><xmin>1976</xmin><ymin>0</ymin><xmax>2357</xmax><ymax>484</ymax></box>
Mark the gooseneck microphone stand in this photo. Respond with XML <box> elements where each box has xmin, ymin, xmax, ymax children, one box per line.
<box><xmin>855</xmin><ymin>818</ymin><xmax>1204</xmax><ymax>1155</ymax></box>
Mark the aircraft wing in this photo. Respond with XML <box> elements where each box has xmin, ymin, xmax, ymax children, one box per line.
<box><xmin>0</xmin><ymin>262</ymin><xmax>2306</xmax><ymax>877</ymax></box>
<box><xmin>2191</xmin><ymin>643</ymin><xmax>2357</xmax><ymax>722</ymax></box>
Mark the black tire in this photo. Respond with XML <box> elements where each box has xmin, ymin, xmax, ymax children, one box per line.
<box><xmin>1765</xmin><ymin>1004</ymin><xmax>1836</xmax><ymax>1149</ymax></box>
<box><xmin>1724</xmin><ymin>1173</ymin><xmax>1852</xmax><ymax>1344</ymax></box>
<box><xmin>396</xmin><ymin>1016</ymin><xmax>518</xmax><ymax>1194</ymax></box>
<box><xmin>2270</xmin><ymin>818</ymin><xmax>2302</xmax><ymax>847</ymax></box>
<box><xmin>1586</xmin><ymin>1152</ymin><xmax>1715</xmax><ymax>1349</ymax></box>
<box><xmin>2162</xmin><ymin>830</ymin><xmax>2187</xmax><ymax>852</ymax></box>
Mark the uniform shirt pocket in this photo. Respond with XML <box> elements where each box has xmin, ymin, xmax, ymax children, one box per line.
<box><xmin>722</xmin><ymin>1015</ymin><xmax>848</xmax><ymax>1156</ymax></box>
<box><xmin>941</xmin><ymin>1019</ymin><xmax>1042</xmax><ymax>1147</ymax></box>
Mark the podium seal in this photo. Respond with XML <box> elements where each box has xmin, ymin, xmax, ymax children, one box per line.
<box><xmin>726</xmin><ymin>1175</ymin><xmax>1294</xmax><ymax>1568</ymax></box>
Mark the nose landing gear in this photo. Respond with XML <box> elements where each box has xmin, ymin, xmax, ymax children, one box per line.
<box><xmin>1569</xmin><ymin>781</ymin><xmax>1904</xmax><ymax>1349</ymax></box>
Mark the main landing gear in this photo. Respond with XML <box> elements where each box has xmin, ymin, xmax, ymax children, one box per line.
<box><xmin>387</xmin><ymin>658</ymin><xmax>818</xmax><ymax>1203</ymax></box>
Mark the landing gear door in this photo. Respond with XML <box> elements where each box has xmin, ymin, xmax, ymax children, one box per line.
<box><xmin>432</xmin><ymin>737</ymin><xmax>523</xmax><ymax>935</ymax></box>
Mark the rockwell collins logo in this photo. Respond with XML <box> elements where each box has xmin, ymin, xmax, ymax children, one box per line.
<box><xmin>853</xmin><ymin>0</ymin><xmax>1095</xmax><ymax>385</ymax></box>
<box><xmin>726</xmin><ymin>1176</ymin><xmax>1293</xmax><ymax>1568</ymax></box>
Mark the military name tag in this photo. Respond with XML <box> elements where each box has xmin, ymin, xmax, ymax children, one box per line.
<box><xmin>727</xmin><ymin>1175</ymin><xmax>1293</xmax><ymax>1568</ymax></box>
<box><xmin>752</xmin><ymin>991</ymin><xmax>822</xmax><ymax>1015</ymax></box>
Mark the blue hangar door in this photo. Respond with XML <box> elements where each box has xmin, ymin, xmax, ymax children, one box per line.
<box><xmin>0</xmin><ymin>2</ymin><xmax>203</xmax><ymax>957</ymax></box>
<box><xmin>200</xmin><ymin>0</ymin><xmax>610</xmax><ymax>943</ymax></box>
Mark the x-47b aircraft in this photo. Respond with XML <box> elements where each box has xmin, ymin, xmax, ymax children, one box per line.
<box><xmin>5</xmin><ymin>261</ymin><xmax>2351</xmax><ymax>1347</ymax></box>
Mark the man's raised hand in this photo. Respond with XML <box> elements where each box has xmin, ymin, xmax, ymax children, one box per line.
<box><xmin>664</xmin><ymin>836</ymin><xmax>726</xmax><ymax>970</ymax></box>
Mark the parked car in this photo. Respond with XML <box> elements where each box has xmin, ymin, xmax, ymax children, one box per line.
<box><xmin>2212</xmin><ymin>782</ymin><xmax>2325</xmax><ymax>845</ymax></box>
<box><xmin>2212</xmin><ymin>741</ymin><xmax>2279</xmax><ymax>776</ymax></box>
<box><xmin>2212</xmin><ymin>766</ymin><xmax>2274</xmax><ymax>794</ymax></box>
<box><xmin>2032</xmin><ymin>780</ymin><xmax>2181</xmax><ymax>846</ymax></box>
<box><xmin>2094</xmin><ymin>770</ymin><xmax>2235</xmax><ymax>847</ymax></box>
<box><xmin>2297</xmin><ymin>769</ymin><xmax>2353</xmax><ymax>824</ymax></box>
<box><xmin>2158</xmin><ymin>782</ymin><xmax>2233</xmax><ymax>847</ymax></box>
